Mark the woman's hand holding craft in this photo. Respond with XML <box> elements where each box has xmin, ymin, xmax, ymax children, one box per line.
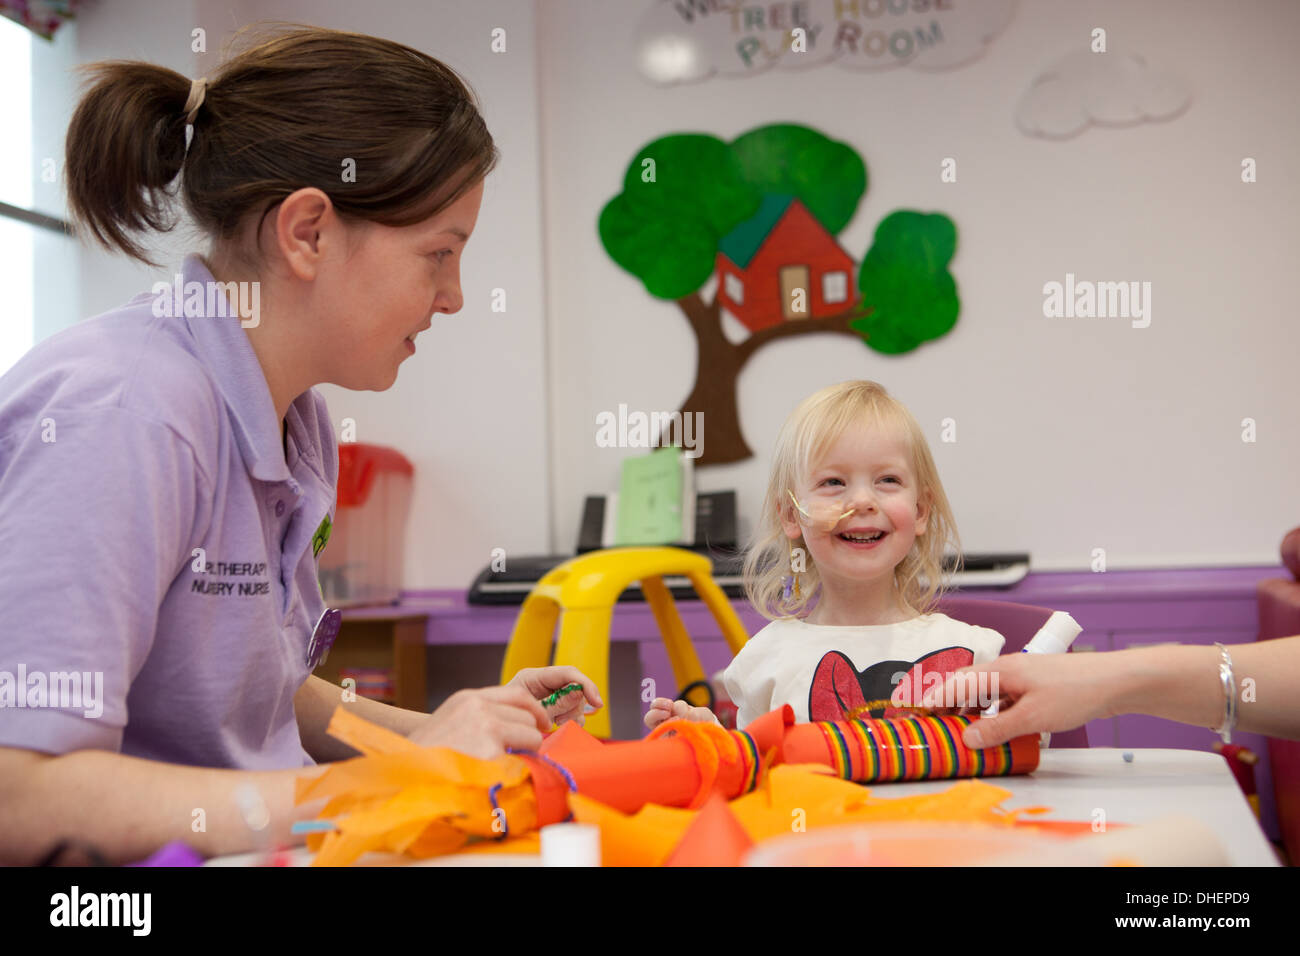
<box><xmin>408</xmin><ymin>685</ymin><xmax>551</xmax><ymax>759</ymax></box>
<box><xmin>922</xmin><ymin>652</ymin><xmax>1123</xmax><ymax>749</ymax></box>
<box><xmin>508</xmin><ymin>666</ymin><xmax>603</xmax><ymax>726</ymax></box>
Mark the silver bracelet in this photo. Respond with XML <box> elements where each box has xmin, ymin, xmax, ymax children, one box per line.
<box><xmin>1213</xmin><ymin>642</ymin><xmax>1237</xmax><ymax>744</ymax></box>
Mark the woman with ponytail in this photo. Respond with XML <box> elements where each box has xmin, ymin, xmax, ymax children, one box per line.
<box><xmin>0</xmin><ymin>26</ymin><xmax>598</xmax><ymax>865</ymax></box>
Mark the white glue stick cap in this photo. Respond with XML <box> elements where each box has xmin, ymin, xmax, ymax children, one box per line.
<box><xmin>540</xmin><ymin>822</ymin><xmax>601</xmax><ymax>867</ymax></box>
<box><xmin>1022</xmin><ymin>611</ymin><xmax>1083</xmax><ymax>655</ymax></box>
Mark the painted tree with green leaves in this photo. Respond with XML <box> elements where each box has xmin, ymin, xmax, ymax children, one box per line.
<box><xmin>599</xmin><ymin>123</ymin><xmax>959</xmax><ymax>465</ymax></box>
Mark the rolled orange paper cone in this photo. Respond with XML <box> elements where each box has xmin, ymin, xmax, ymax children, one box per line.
<box><xmin>743</xmin><ymin>704</ymin><xmax>796</xmax><ymax>756</ymax></box>
<box><xmin>532</xmin><ymin>719</ymin><xmax>756</xmax><ymax>816</ymax></box>
<box><xmin>530</xmin><ymin>710</ymin><xmax>1035</xmax><ymax>826</ymax></box>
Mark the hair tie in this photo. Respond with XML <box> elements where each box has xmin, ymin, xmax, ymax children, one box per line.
<box><xmin>183</xmin><ymin>76</ymin><xmax>208</xmax><ymax>125</ymax></box>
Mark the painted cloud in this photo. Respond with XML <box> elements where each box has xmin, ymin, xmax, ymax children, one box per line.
<box><xmin>1016</xmin><ymin>49</ymin><xmax>1191</xmax><ymax>139</ymax></box>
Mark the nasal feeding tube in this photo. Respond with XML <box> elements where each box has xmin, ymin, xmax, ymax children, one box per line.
<box><xmin>783</xmin><ymin>489</ymin><xmax>858</xmax><ymax>602</ymax></box>
<box><xmin>786</xmin><ymin>488</ymin><xmax>856</xmax><ymax>533</ymax></box>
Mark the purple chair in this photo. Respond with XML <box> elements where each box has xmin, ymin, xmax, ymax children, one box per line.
<box><xmin>1256</xmin><ymin>526</ymin><xmax>1300</xmax><ymax>863</ymax></box>
<box><xmin>935</xmin><ymin>595</ymin><xmax>1089</xmax><ymax>749</ymax></box>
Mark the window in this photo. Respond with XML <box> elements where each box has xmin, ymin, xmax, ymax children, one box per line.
<box><xmin>0</xmin><ymin>17</ymin><xmax>34</xmax><ymax>374</ymax></box>
<box><xmin>724</xmin><ymin>271</ymin><xmax>744</xmax><ymax>305</ymax></box>
<box><xmin>0</xmin><ymin>14</ymin><xmax>78</xmax><ymax>377</ymax></box>
<box><xmin>823</xmin><ymin>270</ymin><xmax>848</xmax><ymax>304</ymax></box>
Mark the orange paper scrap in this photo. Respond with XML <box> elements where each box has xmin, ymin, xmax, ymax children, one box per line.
<box><xmin>573</xmin><ymin>764</ymin><xmax>1050</xmax><ymax>867</ymax></box>
<box><xmin>663</xmin><ymin>793</ymin><xmax>755</xmax><ymax>867</ymax></box>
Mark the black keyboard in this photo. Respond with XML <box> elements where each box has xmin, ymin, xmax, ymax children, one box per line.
<box><xmin>466</xmin><ymin>551</ymin><xmax>1030</xmax><ymax>606</ymax></box>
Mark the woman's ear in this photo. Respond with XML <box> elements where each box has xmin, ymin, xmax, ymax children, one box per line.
<box><xmin>274</xmin><ymin>187</ymin><xmax>334</xmax><ymax>280</ymax></box>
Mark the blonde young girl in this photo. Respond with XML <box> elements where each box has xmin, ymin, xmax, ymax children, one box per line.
<box><xmin>646</xmin><ymin>380</ymin><xmax>1006</xmax><ymax>730</ymax></box>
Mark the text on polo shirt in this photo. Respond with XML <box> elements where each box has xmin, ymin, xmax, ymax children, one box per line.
<box><xmin>190</xmin><ymin>559</ymin><xmax>271</xmax><ymax>597</ymax></box>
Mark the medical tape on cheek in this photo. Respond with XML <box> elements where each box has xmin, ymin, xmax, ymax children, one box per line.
<box><xmin>786</xmin><ymin>489</ymin><xmax>855</xmax><ymax>534</ymax></box>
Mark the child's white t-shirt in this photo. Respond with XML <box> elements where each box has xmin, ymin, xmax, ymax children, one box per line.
<box><xmin>722</xmin><ymin>612</ymin><xmax>1006</xmax><ymax>729</ymax></box>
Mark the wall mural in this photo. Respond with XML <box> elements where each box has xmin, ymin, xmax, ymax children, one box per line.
<box><xmin>1016</xmin><ymin>48</ymin><xmax>1191</xmax><ymax>139</ymax></box>
<box><xmin>599</xmin><ymin>124</ymin><xmax>959</xmax><ymax>466</ymax></box>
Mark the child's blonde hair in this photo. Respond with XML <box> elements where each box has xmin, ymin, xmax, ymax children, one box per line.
<box><xmin>743</xmin><ymin>380</ymin><xmax>962</xmax><ymax>620</ymax></box>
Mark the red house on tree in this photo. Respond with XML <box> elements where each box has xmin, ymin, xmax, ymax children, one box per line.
<box><xmin>715</xmin><ymin>194</ymin><xmax>858</xmax><ymax>332</ymax></box>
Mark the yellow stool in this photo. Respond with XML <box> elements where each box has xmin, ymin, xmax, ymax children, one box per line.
<box><xmin>500</xmin><ymin>547</ymin><xmax>750</xmax><ymax>739</ymax></box>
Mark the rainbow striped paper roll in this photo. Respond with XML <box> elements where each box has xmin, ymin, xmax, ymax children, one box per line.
<box><xmin>782</xmin><ymin>715</ymin><xmax>1040</xmax><ymax>782</ymax></box>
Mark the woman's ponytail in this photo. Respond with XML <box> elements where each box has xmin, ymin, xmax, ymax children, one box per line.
<box><xmin>64</xmin><ymin>62</ymin><xmax>194</xmax><ymax>266</ymax></box>
<box><xmin>63</xmin><ymin>27</ymin><xmax>498</xmax><ymax>271</ymax></box>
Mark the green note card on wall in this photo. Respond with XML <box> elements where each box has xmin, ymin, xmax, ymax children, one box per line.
<box><xmin>614</xmin><ymin>447</ymin><xmax>683</xmax><ymax>546</ymax></box>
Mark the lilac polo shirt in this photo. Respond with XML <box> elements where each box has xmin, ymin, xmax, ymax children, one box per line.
<box><xmin>0</xmin><ymin>254</ymin><xmax>337</xmax><ymax>769</ymax></box>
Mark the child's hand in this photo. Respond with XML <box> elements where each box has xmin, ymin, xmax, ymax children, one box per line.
<box><xmin>644</xmin><ymin>697</ymin><xmax>720</xmax><ymax>730</ymax></box>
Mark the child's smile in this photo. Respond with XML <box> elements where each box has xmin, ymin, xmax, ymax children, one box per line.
<box><xmin>783</xmin><ymin>421</ymin><xmax>930</xmax><ymax>623</ymax></box>
<box><xmin>834</xmin><ymin>529</ymin><xmax>888</xmax><ymax>549</ymax></box>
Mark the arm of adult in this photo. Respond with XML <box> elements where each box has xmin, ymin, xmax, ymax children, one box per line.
<box><xmin>0</xmin><ymin>669</ymin><xmax>602</xmax><ymax>864</ymax></box>
<box><xmin>294</xmin><ymin>674</ymin><xmax>426</xmax><ymax>761</ymax></box>
<box><xmin>404</xmin><ymin>666</ymin><xmax>602</xmax><ymax>759</ymax></box>
<box><xmin>922</xmin><ymin>636</ymin><xmax>1300</xmax><ymax>749</ymax></box>
<box><xmin>0</xmin><ymin>407</ymin><xmax>278</xmax><ymax>864</ymax></box>
<box><xmin>295</xmin><ymin>666</ymin><xmax>604</xmax><ymax>762</ymax></box>
<box><xmin>0</xmin><ymin>745</ymin><xmax>321</xmax><ymax>865</ymax></box>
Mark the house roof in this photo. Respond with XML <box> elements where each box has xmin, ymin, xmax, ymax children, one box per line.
<box><xmin>719</xmin><ymin>193</ymin><xmax>796</xmax><ymax>269</ymax></box>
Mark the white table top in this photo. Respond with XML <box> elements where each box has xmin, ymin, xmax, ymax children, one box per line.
<box><xmin>864</xmin><ymin>747</ymin><xmax>1277</xmax><ymax>866</ymax></box>
<box><xmin>205</xmin><ymin>748</ymin><xmax>1277</xmax><ymax>866</ymax></box>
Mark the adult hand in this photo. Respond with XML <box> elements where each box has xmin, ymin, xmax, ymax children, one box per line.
<box><xmin>407</xmin><ymin>685</ymin><xmax>550</xmax><ymax>759</ymax></box>
<box><xmin>921</xmin><ymin>652</ymin><xmax>1125</xmax><ymax>748</ymax></box>
<box><xmin>506</xmin><ymin>666</ymin><xmax>603</xmax><ymax>726</ymax></box>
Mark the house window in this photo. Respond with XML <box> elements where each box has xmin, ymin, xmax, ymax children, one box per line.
<box><xmin>823</xmin><ymin>270</ymin><xmax>848</xmax><ymax>304</ymax></box>
<box><xmin>724</xmin><ymin>272</ymin><xmax>744</xmax><ymax>305</ymax></box>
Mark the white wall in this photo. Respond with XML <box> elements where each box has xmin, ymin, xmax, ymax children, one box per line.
<box><xmin>58</xmin><ymin>0</ymin><xmax>1300</xmax><ymax>586</ymax></box>
<box><xmin>539</xmin><ymin>0</ymin><xmax>1300</xmax><ymax>570</ymax></box>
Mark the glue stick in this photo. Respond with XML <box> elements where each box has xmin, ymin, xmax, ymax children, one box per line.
<box><xmin>980</xmin><ymin>611</ymin><xmax>1081</xmax><ymax>719</ymax></box>
<box><xmin>1020</xmin><ymin>610</ymin><xmax>1083</xmax><ymax>654</ymax></box>
<box><xmin>1008</xmin><ymin>611</ymin><xmax>1082</xmax><ymax>746</ymax></box>
<box><xmin>540</xmin><ymin>822</ymin><xmax>601</xmax><ymax>867</ymax></box>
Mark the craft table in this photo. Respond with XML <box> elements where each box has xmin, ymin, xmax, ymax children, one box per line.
<box><xmin>204</xmin><ymin>747</ymin><xmax>1278</xmax><ymax>866</ymax></box>
<box><xmin>863</xmin><ymin>748</ymin><xmax>1279</xmax><ymax>867</ymax></box>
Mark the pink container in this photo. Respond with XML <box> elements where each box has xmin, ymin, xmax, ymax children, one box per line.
<box><xmin>319</xmin><ymin>443</ymin><xmax>414</xmax><ymax>606</ymax></box>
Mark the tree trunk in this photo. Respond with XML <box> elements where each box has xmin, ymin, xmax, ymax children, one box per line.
<box><xmin>673</xmin><ymin>293</ymin><xmax>871</xmax><ymax>467</ymax></box>
<box><xmin>675</xmin><ymin>291</ymin><xmax>751</xmax><ymax>466</ymax></box>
